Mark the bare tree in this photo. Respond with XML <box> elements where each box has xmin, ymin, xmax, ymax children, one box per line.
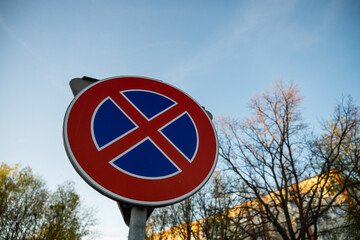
<box><xmin>195</xmin><ymin>170</ymin><xmax>242</xmax><ymax>240</ymax></box>
<box><xmin>168</xmin><ymin>196</ymin><xmax>199</xmax><ymax>240</ymax></box>
<box><xmin>312</xmin><ymin>97</ymin><xmax>360</xmax><ymax>239</ymax></box>
<box><xmin>217</xmin><ymin>81</ymin><xmax>358</xmax><ymax>240</ymax></box>
<box><xmin>146</xmin><ymin>171</ymin><xmax>241</xmax><ymax>240</ymax></box>
<box><xmin>146</xmin><ymin>206</ymin><xmax>171</xmax><ymax>240</ymax></box>
<box><xmin>146</xmin><ymin>195</ymin><xmax>198</xmax><ymax>240</ymax></box>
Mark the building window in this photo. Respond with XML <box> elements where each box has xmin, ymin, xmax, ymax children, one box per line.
<box><xmin>333</xmin><ymin>206</ymin><xmax>344</xmax><ymax>216</ymax></box>
<box><xmin>295</xmin><ymin>218</ymin><xmax>301</xmax><ymax>229</ymax></box>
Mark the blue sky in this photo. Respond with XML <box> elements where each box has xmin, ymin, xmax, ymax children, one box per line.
<box><xmin>0</xmin><ymin>0</ymin><xmax>359</xmax><ymax>239</ymax></box>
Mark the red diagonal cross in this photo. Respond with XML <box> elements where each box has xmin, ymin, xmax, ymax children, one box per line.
<box><xmin>98</xmin><ymin>90</ymin><xmax>193</xmax><ymax>171</ymax></box>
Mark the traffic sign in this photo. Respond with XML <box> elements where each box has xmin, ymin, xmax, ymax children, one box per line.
<box><xmin>63</xmin><ymin>76</ymin><xmax>218</xmax><ymax>206</ymax></box>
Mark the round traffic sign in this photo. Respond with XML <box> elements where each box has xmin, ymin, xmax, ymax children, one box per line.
<box><xmin>63</xmin><ymin>76</ymin><xmax>218</xmax><ymax>206</ymax></box>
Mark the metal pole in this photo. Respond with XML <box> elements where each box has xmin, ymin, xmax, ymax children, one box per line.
<box><xmin>128</xmin><ymin>206</ymin><xmax>147</xmax><ymax>240</ymax></box>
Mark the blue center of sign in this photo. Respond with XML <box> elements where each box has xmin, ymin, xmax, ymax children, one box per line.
<box><xmin>92</xmin><ymin>98</ymin><xmax>137</xmax><ymax>149</ymax></box>
<box><xmin>160</xmin><ymin>113</ymin><xmax>198</xmax><ymax>161</ymax></box>
<box><xmin>111</xmin><ymin>138</ymin><xmax>180</xmax><ymax>178</ymax></box>
<box><xmin>92</xmin><ymin>90</ymin><xmax>198</xmax><ymax>179</ymax></box>
<box><xmin>123</xmin><ymin>90</ymin><xmax>175</xmax><ymax>119</ymax></box>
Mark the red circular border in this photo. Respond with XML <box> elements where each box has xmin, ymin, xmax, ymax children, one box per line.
<box><xmin>63</xmin><ymin>77</ymin><xmax>218</xmax><ymax>206</ymax></box>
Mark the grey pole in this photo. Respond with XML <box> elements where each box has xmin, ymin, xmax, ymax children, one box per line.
<box><xmin>128</xmin><ymin>206</ymin><xmax>147</xmax><ymax>240</ymax></box>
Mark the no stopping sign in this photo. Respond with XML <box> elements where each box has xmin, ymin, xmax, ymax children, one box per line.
<box><xmin>63</xmin><ymin>76</ymin><xmax>218</xmax><ymax>206</ymax></box>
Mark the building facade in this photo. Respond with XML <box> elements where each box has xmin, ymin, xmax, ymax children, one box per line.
<box><xmin>149</xmin><ymin>173</ymin><xmax>352</xmax><ymax>240</ymax></box>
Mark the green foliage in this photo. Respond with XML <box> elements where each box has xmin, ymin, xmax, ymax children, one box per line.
<box><xmin>0</xmin><ymin>162</ymin><xmax>97</xmax><ymax>240</ymax></box>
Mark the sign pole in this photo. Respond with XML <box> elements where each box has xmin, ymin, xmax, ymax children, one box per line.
<box><xmin>128</xmin><ymin>206</ymin><xmax>147</xmax><ymax>240</ymax></box>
